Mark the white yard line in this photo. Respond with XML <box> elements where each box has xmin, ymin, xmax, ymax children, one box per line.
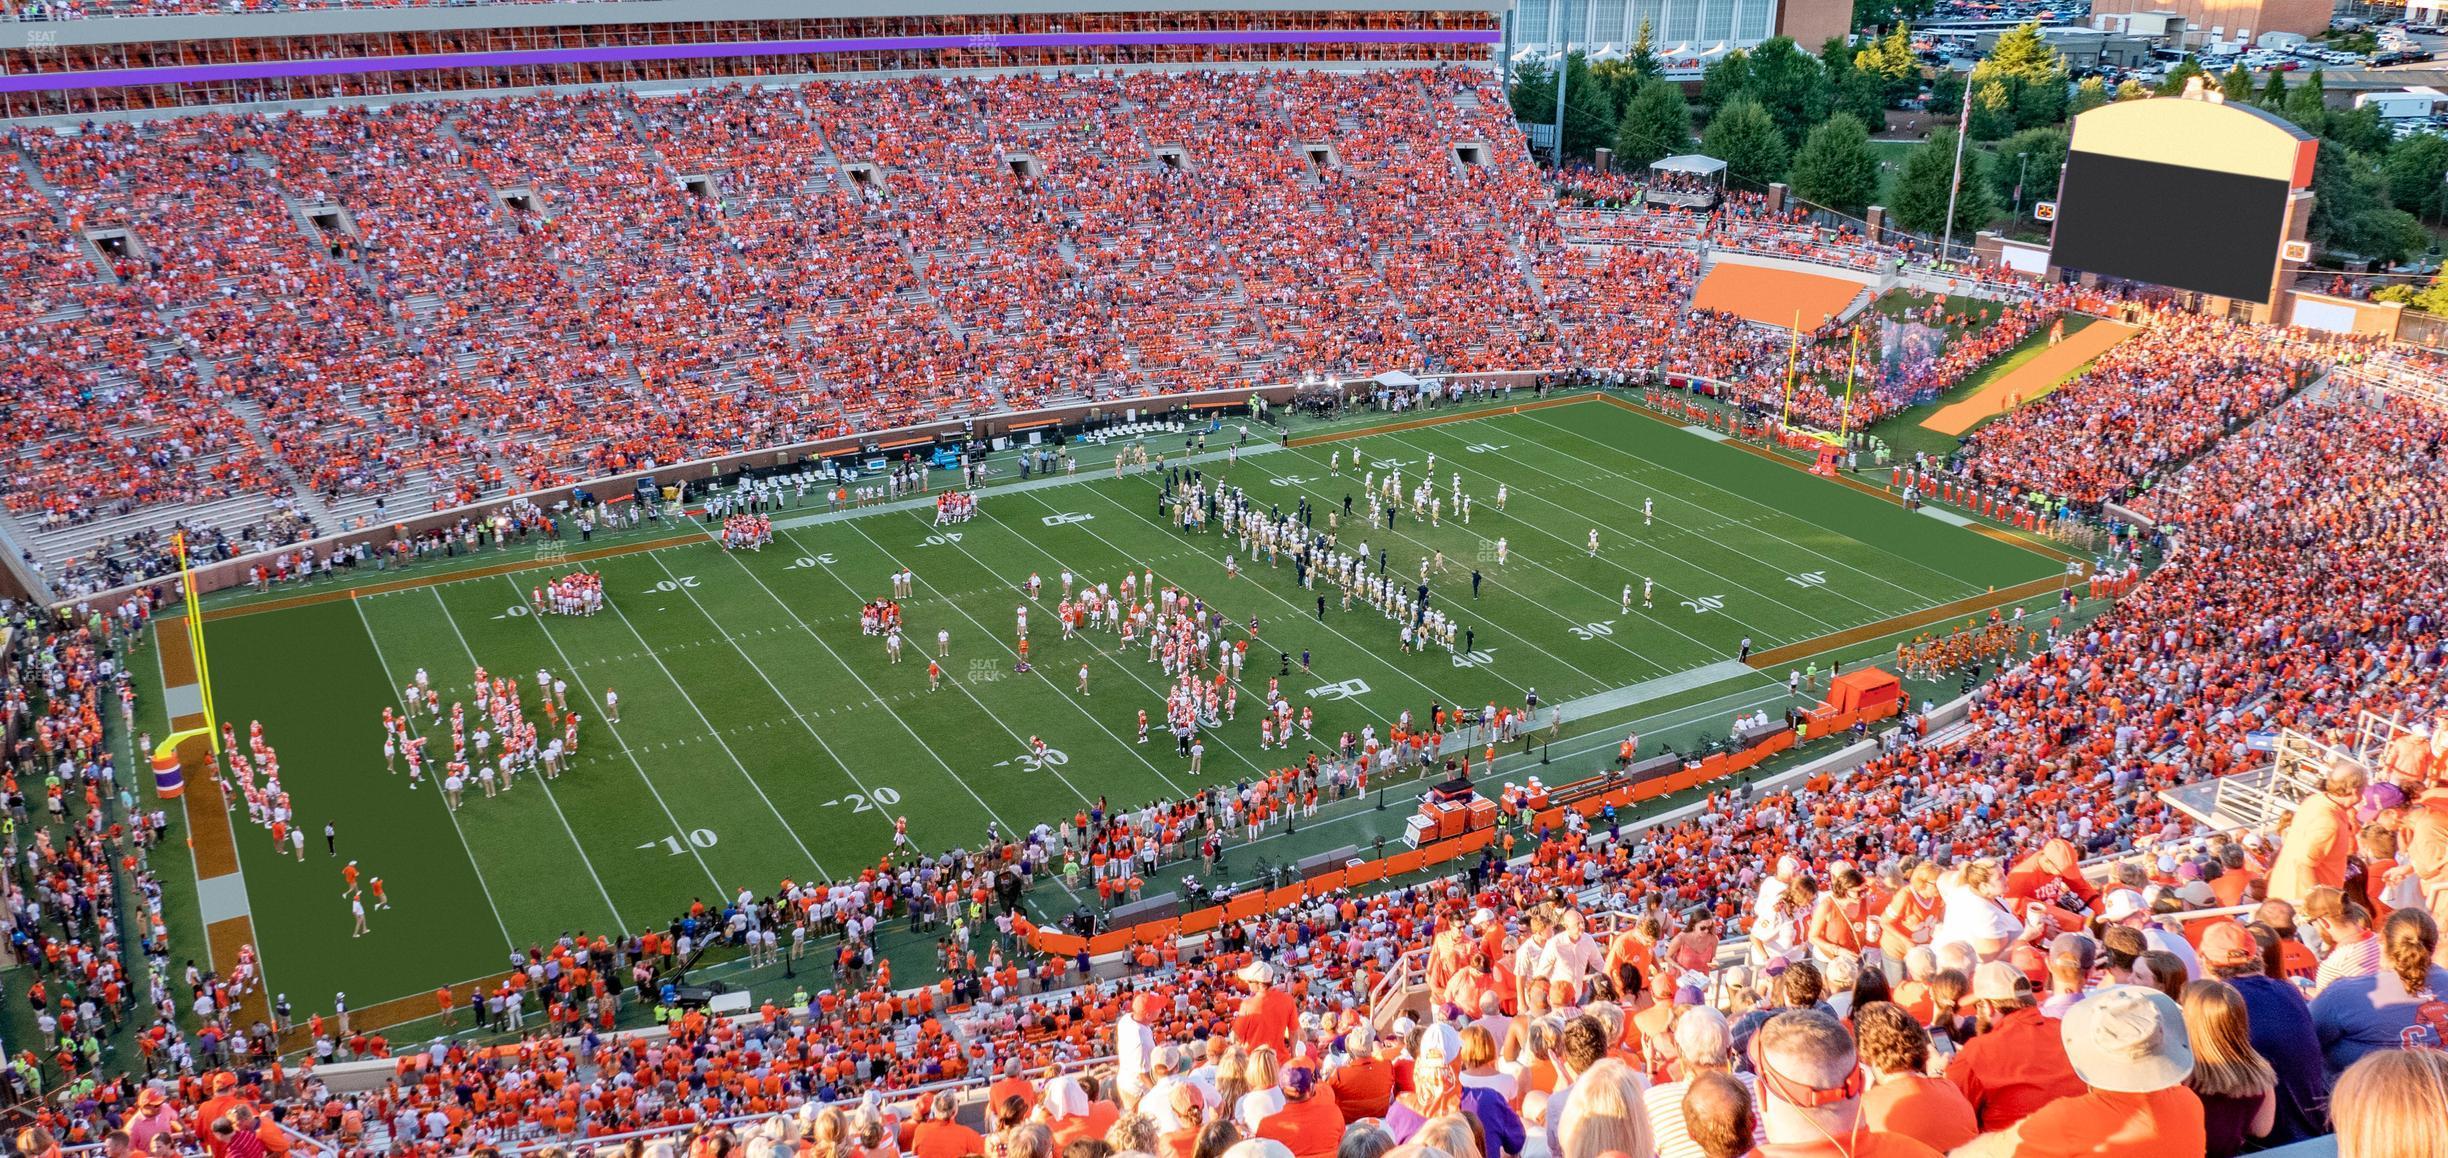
<box><xmin>836</xmin><ymin>513</ymin><xmax>1239</xmax><ymax>793</ymax></box>
<box><xmin>1512</xmin><ymin>410</ymin><xmax>1981</xmax><ymax>600</ymax></box>
<box><xmin>645</xmin><ymin>546</ymin><xmax>908</xmax><ymax>864</ymax></box>
<box><xmin>588</xmin><ymin>567</ymin><xmax>833</xmax><ymax>881</ymax></box>
<box><xmin>760</xmin><ymin>520</ymin><xmax>1134</xmax><ymax>798</ymax></box>
<box><xmin>1215</xmin><ymin>464</ymin><xmax>1659</xmax><ymax>684</ymax></box>
<box><xmin>1051</xmin><ymin>485</ymin><xmax>1494</xmax><ymax>708</ymax></box>
<box><xmin>422</xmin><ymin>587</ymin><xmax>634</xmax><ymax>922</ymax></box>
<box><xmin>500</xmin><ymin>575</ymin><xmax>727</xmax><ymax>893</ymax></box>
<box><xmin>1406</xmin><ymin>427</ymin><xmax>1864</xmax><ymax>633</ymax></box>
<box><xmin>349</xmin><ymin>596</ymin><xmax>518</xmax><ymax>951</ymax></box>
<box><xmin>701</xmin><ymin>535</ymin><xmax>1082</xmax><ymax>882</ymax></box>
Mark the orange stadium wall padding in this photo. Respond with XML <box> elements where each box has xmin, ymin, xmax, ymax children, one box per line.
<box><xmin>1266</xmin><ymin>885</ymin><xmax>1306</xmax><ymax>912</ymax></box>
<box><xmin>1178</xmin><ymin>907</ymin><xmax>1222</xmax><ymax>935</ymax></box>
<box><xmin>1344</xmin><ymin>860</ymin><xmax>1386</xmax><ymax>887</ymax></box>
<box><xmin>1456</xmin><ymin>829</ymin><xmax>1495</xmax><ymax>855</ymax></box>
<box><xmin>1035</xmin><ymin>932</ymin><xmax>1087</xmax><ymax>959</ymax></box>
<box><xmin>1223</xmin><ymin>891</ymin><xmax>1268</xmax><ymax>921</ymax></box>
<box><xmin>1087</xmin><ymin>931</ymin><xmax>1135</xmax><ymax>958</ymax></box>
<box><xmin>1384</xmin><ymin>849</ymin><xmax>1426</xmax><ymax>876</ymax></box>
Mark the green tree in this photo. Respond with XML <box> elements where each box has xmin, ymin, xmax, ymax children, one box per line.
<box><xmin>2311</xmin><ymin>145</ymin><xmax>2426</xmax><ymax>262</ymax></box>
<box><xmin>1975</xmin><ymin>23</ymin><xmax>2065</xmax><ymax>86</ymax></box>
<box><xmin>1702</xmin><ymin>50</ymin><xmax>1755</xmax><ymax>113</ymax></box>
<box><xmin>1614</xmin><ymin>79</ymin><xmax>1695</xmax><ymax>169</ymax></box>
<box><xmin>2373</xmin><ymin>272</ymin><xmax>2448</xmax><ymax>312</ymax></box>
<box><xmin>1747</xmin><ymin>36</ymin><xmax>1832</xmax><ymax>147</ymax></box>
<box><xmin>2283</xmin><ymin>68</ymin><xmax>2328</xmax><ymax>131</ymax></box>
<box><xmin>2384</xmin><ymin>131</ymin><xmax>2448</xmax><ymax>221</ymax></box>
<box><xmin>2156</xmin><ymin>56</ymin><xmax>2204</xmax><ymax>96</ymax></box>
<box><xmin>1702</xmin><ymin>95</ymin><xmax>1792</xmax><ymax>187</ymax></box>
<box><xmin>1855</xmin><ymin>24</ymin><xmax>1922</xmax><ymax>103</ymax></box>
<box><xmin>2322</xmin><ymin>104</ymin><xmax>2392</xmax><ymax>156</ymax></box>
<box><xmin>2220</xmin><ymin>63</ymin><xmax>2254</xmax><ymax>103</ymax></box>
<box><xmin>2069</xmin><ymin>75</ymin><xmax>2110</xmax><ymax>115</ymax></box>
<box><xmin>1628</xmin><ymin>18</ymin><xmax>1661</xmax><ymax>81</ymax></box>
<box><xmin>1989</xmin><ymin>126</ymin><xmax>2068</xmax><ymax>217</ymax></box>
<box><xmin>1930</xmin><ymin>71</ymin><xmax>1966</xmax><ymax>114</ymax></box>
<box><xmin>1969</xmin><ymin>77</ymin><xmax>2017</xmax><ymax>141</ymax></box>
<box><xmin>1891</xmin><ymin>128</ymin><xmax>1995</xmax><ymax>236</ymax></box>
<box><xmin>1510</xmin><ymin>58</ymin><xmax>1556</xmax><ymax>126</ymax></box>
<box><xmin>2259</xmin><ymin>69</ymin><xmax>2287</xmax><ymax>109</ymax></box>
<box><xmin>1837</xmin><ymin>66</ymin><xmax>1890</xmax><ymax>131</ymax></box>
<box><xmin>1511</xmin><ymin>52</ymin><xmax>1619</xmax><ymax>160</ymax></box>
<box><xmin>1789</xmin><ymin>113</ymin><xmax>1882</xmax><ymax>213</ymax></box>
<box><xmin>1588</xmin><ymin>58</ymin><xmax>1647</xmax><ymax>115</ymax></box>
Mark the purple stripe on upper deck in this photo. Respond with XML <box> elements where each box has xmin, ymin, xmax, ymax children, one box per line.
<box><xmin>0</xmin><ymin>27</ymin><xmax>1502</xmax><ymax>93</ymax></box>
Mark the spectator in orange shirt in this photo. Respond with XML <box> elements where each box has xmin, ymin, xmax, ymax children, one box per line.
<box><xmin>1945</xmin><ymin>963</ymin><xmax>2087</xmax><ymax>1131</ymax></box>
<box><xmin>1324</xmin><ymin>1036</ymin><xmax>1395</xmax><ymax>1121</ymax></box>
<box><xmin>1254</xmin><ymin>1064</ymin><xmax>1343</xmax><ymax>1158</ymax></box>
<box><xmin>910</xmin><ymin>1091</ymin><xmax>984</xmax><ymax>1158</ymax></box>
<box><xmin>2267</xmin><ymin>767</ymin><xmax>2365</xmax><ymax>904</ymax></box>
<box><xmin>1854</xmin><ymin>1002</ymin><xmax>1977</xmax><ymax>1153</ymax></box>
<box><xmin>1231</xmin><ymin>961</ymin><xmax>1295</xmax><ymax>1054</ymax></box>
<box><xmin>1954</xmin><ymin>986</ymin><xmax>2206</xmax><ymax>1158</ymax></box>
<box><xmin>1749</xmin><ymin>1009</ymin><xmax>1941</xmax><ymax>1158</ymax></box>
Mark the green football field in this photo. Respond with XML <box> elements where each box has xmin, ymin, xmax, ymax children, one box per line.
<box><xmin>147</xmin><ymin>395</ymin><xmax>2072</xmax><ymax>1018</ymax></box>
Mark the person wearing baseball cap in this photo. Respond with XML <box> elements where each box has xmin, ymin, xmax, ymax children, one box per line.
<box><xmin>1388</xmin><ymin>1023</ymin><xmax>1525</xmax><ymax>1158</ymax></box>
<box><xmin>2195</xmin><ymin>921</ymin><xmax>2329</xmax><ymax>1145</ymax></box>
<box><xmin>1944</xmin><ymin>962</ymin><xmax>2085</xmax><ymax>1132</ymax></box>
<box><xmin>1955</xmin><ymin>986</ymin><xmax>2202</xmax><ymax>1158</ymax></box>
<box><xmin>1325</xmin><ymin>1033</ymin><xmax>1395</xmax><ymax>1120</ymax></box>
<box><xmin>1233</xmin><ymin>959</ymin><xmax>1296</xmax><ymax>1053</ymax></box>
<box><xmin>125</xmin><ymin>1087</ymin><xmax>180</xmax><ymax>1153</ymax></box>
<box><xmin>1119</xmin><ymin>992</ymin><xmax>1162</xmax><ymax>1099</ymax></box>
<box><xmin>1254</xmin><ymin>1062</ymin><xmax>1344</xmax><ymax>1158</ymax></box>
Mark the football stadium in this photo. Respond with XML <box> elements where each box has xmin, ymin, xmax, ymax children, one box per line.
<box><xmin>0</xmin><ymin>0</ymin><xmax>2444</xmax><ymax>1152</ymax></box>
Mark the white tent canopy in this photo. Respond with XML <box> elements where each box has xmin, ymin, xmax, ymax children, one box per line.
<box><xmin>1651</xmin><ymin>154</ymin><xmax>1728</xmax><ymax>176</ymax></box>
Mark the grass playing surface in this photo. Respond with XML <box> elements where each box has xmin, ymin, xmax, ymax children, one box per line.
<box><xmin>147</xmin><ymin>395</ymin><xmax>2069</xmax><ymax>1015</ymax></box>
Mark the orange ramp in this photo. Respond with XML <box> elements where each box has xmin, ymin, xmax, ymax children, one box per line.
<box><xmin>1923</xmin><ymin>320</ymin><xmax>2138</xmax><ymax>436</ymax></box>
<box><xmin>1690</xmin><ymin>262</ymin><xmax>1866</xmax><ymax>330</ymax></box>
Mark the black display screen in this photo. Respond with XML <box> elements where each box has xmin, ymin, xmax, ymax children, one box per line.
<box><xmin>2050</xmin><ymin>152</ymin><xmax>2291</xmax><ymax>303</ymax></box>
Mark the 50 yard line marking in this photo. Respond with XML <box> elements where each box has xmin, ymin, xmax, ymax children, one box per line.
<box><xmin>422</xmin><ymin>587</ymin><xmax>631</xmax><ymax>926</ymax></box>
<box><xmin>350</xmin><ymin>595</ymin><xmax>518</xmax><ymax>953</ymax></box>
<box><xmin>499</xmin><ymin>575</ymin><xmax>728</xmax><ymax>893</ymax></box>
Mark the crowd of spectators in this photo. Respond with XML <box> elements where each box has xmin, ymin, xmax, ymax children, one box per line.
<box><xmin>16</xmin><ymin>366</ymin><xmax>2444</xmax><ymax>1158</ymax></box>
<box><xmin>8</xmin><ymin>64</ymin><xmax>2448</xmax><ymax>1158</ymax></box>
<box><xmin>1954</xmin><ymin>313</ymin><xmax>2328</xmax><ymax>508</ymax></box>
<box><xmin>0</xmin><ymin>68</ymin><xmax>2167</xmax><ymax>604</ymax></box>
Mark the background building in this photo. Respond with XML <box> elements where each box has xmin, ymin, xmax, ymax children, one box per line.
<box><xmin>1508</xmin><ymin>0</ymin><xmax>1855</xmax><ymax>58</ymax></box>
<box><xmin>2087</xmin><ymin>0</ymin><xmax>2333</xmax><ymax>39</ymax></box>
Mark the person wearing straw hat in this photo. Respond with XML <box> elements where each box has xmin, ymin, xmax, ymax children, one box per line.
<box><xmin>1956</xmin><ymin>985</ymin><xmax>2203</xmax><ymax>1158</ymax></box>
